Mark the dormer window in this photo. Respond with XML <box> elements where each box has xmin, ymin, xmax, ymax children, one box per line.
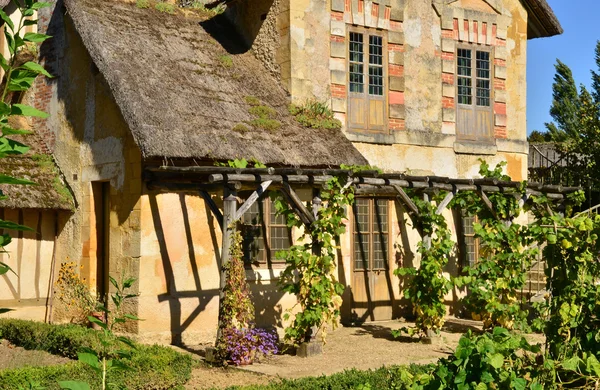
<box><xmin>348</xmin><ymin>29</ymin><xmax>387</xmax><ymax>133</ymax></box>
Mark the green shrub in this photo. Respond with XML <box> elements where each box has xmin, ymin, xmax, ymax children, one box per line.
<box><xmin>244</xmin><ymin>96</ymin><xmax>261</xmax><ymax>106</ymax></box>
<box><xmin>289</xmin><ymin>100</ymin><xmax>342</xmax><ymax>130</ymax></box>
<box><xmin>249</xmin><ymin>105</ymin><xmax>276</xmax><ymax>119</ymax></box>
<box><xmin>0</xmin><ymin>320</ymin><xmax>192</xmax><ymax>389</ymax></box>
<box><xmin>249</xmin><ymin>118</ymin><xmax>281</xmax><ymax>132</ymax></box>
<box><xmin>229</xmin><ymin>365</ymin><xmax>431</xmax><ymax>390</ymax></box>
<box><xmin>219</xmin><ymin>55</ymin><xmax>233</xmax><ymax>68</ymax></box>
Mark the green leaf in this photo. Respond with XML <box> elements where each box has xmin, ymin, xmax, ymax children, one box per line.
<box><xmin>489</xmin><ymin>353</ymin><xmax>504</xmax><ymax>369</ymax></box>
<box><xmin>20</xmin><ymin>61</ymin><xmax>53</xmax><ymax>78</ymax></box>
<box><xmin>87</xmin><ymin>316</ymin><xmax>107</xmax><ymax>330</ymax></box>
<box><xmin>0</xmin><ymin>9</ymin><xmax>14</xmax><ymax>30</ymax></box>
<box><xmin>117</xmin><ymin>336</ymin><xmax>137</xmax><ymax>349</ymax></box>
<box><xmin>11</xmin><ymin>104</ymin><xmax>49</xmax><ymax>118</ymax></box>
<box><xmin>123</xmin><ymin>313</ymin><xmax>142</xmax><ymax>321</ymax></box>
<box><xmin>58</xmin><ymin>381</ymin><xmax>90</xmax><ymax>390</ymax></box>
<box><xmin>0</xmin><ymin>137</ymin><xmax>30</xmax><ymax>155</ymax></box>
<box><xmin>0</xmin><ymin>220</ymin><xmax>34</xmax><ymax>232</ymax></box>
<box><xmin>77</xmin><ymin>352</ymin><xmax>100</xmax><ymax>369</ymax></box>
<box><xmin>562</xmin><ymin>356</ymin><xmax>582</xmax><ymax>371</ymax></box>
<box><xmin>510</xmin><ymin>378</ymin><xmax>526</xmax><ymax>390</ymax></box>
<box><xmin>2</xmin><ymin>127</ymin><xmax>31</xmax><ymax>136</ymax></box>
<box><xmin>0</xmin><ymin>174</ymin><xmax>35</xmax><ymax>185</ymax></box>
<box><xmin>32</xmin><ymin>2</ymin><xmax>53</xmax><ymax>10</ymax></box>
<box><xmin>586</xmin><ymin>354</ymin><xmax>600</xmax><ymax>377</ymax></box>
<box><xmin>23</xmin><ymin>32</ymin><xmax>51</xmax><ymax>43</ymax></box>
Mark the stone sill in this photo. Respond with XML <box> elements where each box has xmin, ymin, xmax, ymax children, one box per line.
<box><xmin>245</xmin><ymin>267</ymin><xmax>285</xmax><ymax>282</ymax></box>
<box><xmin>453</xmin><ymin>141</ymin><xmax>497</xmax><ymax>155</ymax></box>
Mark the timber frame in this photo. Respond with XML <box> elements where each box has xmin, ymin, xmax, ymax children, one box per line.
<box><xmin>144</xmin><ymin>165</ymin><xmax>579</xmax><ymax>345</ymax></box>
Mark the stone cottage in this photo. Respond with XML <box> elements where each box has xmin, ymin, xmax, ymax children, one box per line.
<box><xmin>0</xmin><ymin>0</ymin><xmax>561</xmax><ymax>344</ymax></box>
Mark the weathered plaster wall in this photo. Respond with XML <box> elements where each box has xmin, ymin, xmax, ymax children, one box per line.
<box><xmin>36</xmin><ymin>12</ymin><xmax>143</xmax><ymax>329</ymax></box>
<box><xmin>0</xmin><ymin>209</ymin><xmax>59</xmax><ymax>320</ymax></box>
<box><xmin>137</xmin><ymin>189</ymin><xmax>303</xmax><ymax>344</ymax></box>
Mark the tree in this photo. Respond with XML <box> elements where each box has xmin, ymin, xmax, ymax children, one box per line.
<box><xmin>527</xmin><ymin>130</ymin><xmax>552</xmax><ymax>143</ymax></box>
<box><xmin>545</xmin><ymin>60</ymin><xmax>581</xmax><ymax>142</ymax></box>
<box><xmin>0</xmin><ymin>1</ymin><xmax>53</xmax><ymax>314</ymax></box>
<box><xmin>591</xmin><ymin>40</ymin><xmax>600</xmax><ymax>105</ymax></box>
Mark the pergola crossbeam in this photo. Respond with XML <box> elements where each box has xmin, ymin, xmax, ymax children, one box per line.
<box><xmin>392</xmin><ymin>184</ymin><xmax>420</xmax><ymax>216</ymax></box>
<box><xmin>280</xmin><ymin>182</ymin><xmax>315</xmax><ymax>227</ymax></box>
<box><xmin>200</xmin><ymin>190</ymin><xmax>223</xmax><ymax>229</ymax></box>
<box><xmin>234</xmin><ymin>180</ymin><xmax>272</xmax><ymax>221</ymax></box>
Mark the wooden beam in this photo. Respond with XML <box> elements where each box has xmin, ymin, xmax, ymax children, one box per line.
<box><xmin>279</xmin><ymin>189</ymin><xmax>313</xmax><ymax>227</ymax></box>
<box><xmin>281</xmin><ymin>182</ymin><xmax>315</xmax><ymax>226</ymax></box>
<box><xmin>146</xmin><ymin>181</ymin><xmax>241</xmax><ymax>192</ymax></box>
<box><xmin>234</xmin><ymin>180</ymin><xmax>272</xmax><ymax>221</ymax></box>
<box><xmin>422</xmin><ymin>192</ymin><xmax>431</xmax><ymax>249</ymax></box>
<box><xmin>200</xmin><ymin>191</ymin><xmax>223</xmax><ymax>229</ymax></box>
<box><xmin>436</xmin><ymin>191</ymin><xmax>455</xmax><ymax>215</ymax></box>
<box><xmin>477</xmin><ymin>190</ymin><xmax>498</xmax><ymax>220</ymax></box>
<box><xmin>392</xmin><ymin>184</ymin><xmax>420</xmax><ymax>216</ymax></box>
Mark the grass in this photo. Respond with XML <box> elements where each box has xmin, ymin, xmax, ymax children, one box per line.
<box><xmin>289</xmin><ymin>99</ymin><xmax>342</xmax><ymax>130</ymax></box>
<box><xmin>136</xmin><ymin>0</ymin><xmax>150</xmax><ymax>8</ymax></box>
<box><xmin>232</xmin><ymin>123</ymin><xmax>250</xmax><ymax>133</ymax></box>
<box><xmin>247</xmin><ymin>104</ymin><xmax>281</xmax><ymax>132</ymax></box>
<box><xmin>244</xmin><ymin>96</ymin><xmax>261</xmax><ymax>106</ymax></box>
<box><xmin>30</xmin><ymin>153</ymin><xmax>73</xmax><ymax>207</ymax></box>
<box><xmin>219</xmin><ymin>55</ymin><xmax>233</xmax><ymax>68</ymax></box>
<box><xmin>155</xmin><ymin>1</ymin><xmax>176</xmax><ymax>14</ymax></box>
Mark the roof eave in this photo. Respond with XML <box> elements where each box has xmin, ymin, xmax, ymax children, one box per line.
<box><xmin>523</xmin><ymin>0</ymin><xmax>563</xmax><ymax>39</ymax></box>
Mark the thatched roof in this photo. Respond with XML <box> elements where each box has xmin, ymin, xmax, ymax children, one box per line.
<box><xmin>522</xmin><ymin>0</ymin><xmax>562</xmax><ymax>38</ymax></box>
<box><xmin>0</xmin><ymin>123</ymin><xmax>73</xmax><ymax>210</ymax></box>
<box><xmin>63</xmin><ymin>0</ymin><xmax>368</xmax><ymax>168</ymax></box>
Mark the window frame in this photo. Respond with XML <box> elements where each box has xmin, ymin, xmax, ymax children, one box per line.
<box><xmin>455</xmin><ymin>44</ymin><xmax>494</xmax><ymax>142</ymax></box>
<box><xmin>239</xmin><ymin>193</ymin><xmax>292</xmax><ymax>269</ymax></box>
<box><xmin>459</xmin><ymin>211</ymin><xmax>481</xmax><ymax>269</ymax></box>
<box><xmin>351</xmin><ymin>197</ymin><xmax>393</xmax><ymax>272</ymax></box>
<box><xmin>347</xmin><ymin>26</ymin><xmax>389</xmax><ymax>134</ymax></box>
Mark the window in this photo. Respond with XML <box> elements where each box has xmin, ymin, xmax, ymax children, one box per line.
<box><xmin>240</xmin><ymin>194</ymin><xmax>291</xmax><ymax>266</ymax></box>
<box><xmin>456</xmin><ymin>47</ymin><xmax>493</xmax><ymax>141</ymax></box>
<box><xmin>353</xmin><ymin>198</ymin><xmax>390</xmax><ymax>271</ymax></box>
<box><xmin>460</xmin><ymin>212</ymin><xmax>480</xmax><ymax>268</ymax></box>
<box><xmin>348</xmin><ymin>30</ymin><xmax>386</xmax><ymax>133</ymax></box>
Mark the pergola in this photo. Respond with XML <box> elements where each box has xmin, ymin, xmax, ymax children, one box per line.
<box><xmin>144</xmin><ymin>165</ymin><xmax>579</xmax><ymax>343</ymax></box>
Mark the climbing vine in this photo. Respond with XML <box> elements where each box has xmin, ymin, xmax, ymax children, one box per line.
<box><xmin>528</xmin><ymin>190</ymin><xmax>600</xmax><ymax>360</ymax></box>
<box><xmin>275</xmin><ymin>176</ymin><xmax>354</xmax><ymax>346</ymax></box>
<box><xmin>451</xmin><ymin>161</ymin><xmax>538</xmax><ymax>331</ymax></box>
<box><xmin>395</xmin><ymin>192</ymin><xmax>454</xmax><ymax>337</ymax></box>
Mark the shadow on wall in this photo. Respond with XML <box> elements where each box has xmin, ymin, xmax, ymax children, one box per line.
<box><xmin>200</xmin><ymin>0</ymin><xmax>275</xmax><ymax>54</ymax></box>
<box><xmin>149</xmin><ymin>192</ymin><xmax>286</xmax><ymax>344</ymax></box>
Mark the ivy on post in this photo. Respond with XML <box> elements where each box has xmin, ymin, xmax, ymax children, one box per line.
<box><xmin>394</xmin><ymin>190</ymin><xmax>454</xmax><ymax>341</ymax></box>
<box><xmin>214</xmin><ymin>185</ymin><xmax>237</xmax><ymax>345</ymax></box>
<box><xmin>275</xmin><ymin>176</ymin><xmax>353</xmax><ymax>355</ymax></box>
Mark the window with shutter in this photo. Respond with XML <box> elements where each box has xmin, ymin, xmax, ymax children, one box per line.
<box><xmin>348</xmin><ymin>29</ymin><xmax>387</xmax><ymax>133</ymax></box>
<box><xmin>456</xmin><ymin>47</ymin><xmax>493</xmax><ymax>141</ymax></box>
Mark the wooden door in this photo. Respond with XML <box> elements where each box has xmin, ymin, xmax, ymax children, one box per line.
<box><xmin>350</xmin><ymin>198</ymin><xmax>394</xmax><ymax>322</ymax></box>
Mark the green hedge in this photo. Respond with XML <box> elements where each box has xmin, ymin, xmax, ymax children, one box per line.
<box><xmin>0</xmin><ymin>319</ymin><xmax>192</xmax><ymax>389</ymax></box>
<box><xmin>226</xmin><ymin>365</ymin><xmax>433</xmax><ymax>390</ymax></box>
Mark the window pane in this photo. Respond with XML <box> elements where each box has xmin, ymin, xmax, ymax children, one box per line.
<box><xmin>270</xmin><ymin>226</ymin><xmax>290</xmax><ymax>261</ymax></box>
<box><xmin>354</xmin><ymin>198</ymin><xmax>370</xmax><ymax>233</ymax></box>
<box><xmin>242</xmin><ymin>201</ymin><xmax>265</xmax><ymax>264</ymax></box>
<box><xmin>372</xmin><ymin>233</ymin><xmax>388</xmax><ymax>270</ymax></box>
<box><xmin>461</xmin><ymin>214</ymin><xmax>476</xmax><ymax>267</ymax></box>
<box><xmin>349</xmin><ymin>32</ymin><xmax>364</xmax><ymax>94</ymax></box>
<box><xmin>373</xmin><ymin>199</ymin><xmax>388</xmax><ymax>233</ymax></box>
<box><xmin>368</xmin><ymin>35</ymin><xmax>384</xmax><ymax>96</ymax></box>
<box><xmin>475</xmin><ymin>51</ymin><xmax>491</xmax><ymax>107</ymax></box>
<box><xmin>457</xmin><ymin>49</ymin><xmax>472</xmax><ymax>105</ymax></box>
<box><xmin>354</xmin><ymin>233</ymin><xmax>370</xmax><ymax>270</ymax></box>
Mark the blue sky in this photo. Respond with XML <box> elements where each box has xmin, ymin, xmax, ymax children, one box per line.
<box><xmin>526</xmin><ymin>0</ymin><xmax>600</xmax><ymax>134</ymax></box>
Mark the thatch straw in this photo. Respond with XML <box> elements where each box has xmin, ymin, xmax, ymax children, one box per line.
<box><xmin>63</xmin><ymin>0</ymin><xmax>368</xmax><ymax>167</ymax></box>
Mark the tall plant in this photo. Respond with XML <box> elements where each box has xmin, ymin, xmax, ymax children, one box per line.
<box><xmin>528</xmin><ymin>190</ymin><xmax>600</xmax><ymax>360</ymax></box>
<box><xmin>275</xmin><ymin>176</ymin><xmax>353</xmax><ymax>345</ymax></box>
<box><xmin>395</xmin><ymin>192</ymin><xmax>454</xmax><ymax>337</ymax></box>
<box><xmin>0</xmin><ymin>0</ymin><xmax>52</xmax><ymax>313</ymax></box>
<box><xmin>452</xmin><ymin>161</ymin><xmax>537</xmax><ymax>331</ymax></box>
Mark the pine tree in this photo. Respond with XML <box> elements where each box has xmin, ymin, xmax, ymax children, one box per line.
<box><xmin>545</xmin><ymin>60</ymin><xmax>581</xmax><ymax>142</ymax></box>
<box><xmin>591</xmin><ymin>41</ymin><xmax>600</xmax><ymax>105</ymax></box>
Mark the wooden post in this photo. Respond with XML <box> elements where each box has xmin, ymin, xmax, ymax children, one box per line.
<box><xmin>423</xmin><ymin>192</ymin><xmax>431</xmax><ymax>250</ymax></box>
<box><xmin>215</xmin><ymin>185</ymin><xmax>237</xmax><ymax>345</ymax></box>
